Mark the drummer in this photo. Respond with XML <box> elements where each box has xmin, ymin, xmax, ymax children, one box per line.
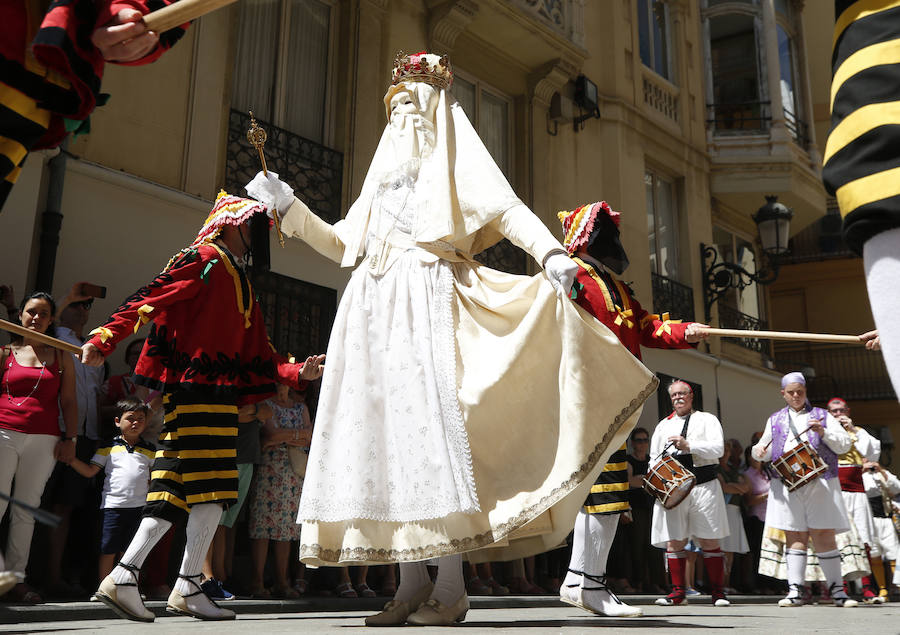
<box><xmin>650</xmin><ymin>380</ymin><xmax>730</xmax><ymax>608</ymax></box>
<box><xmin>751</xmin><ymin>372</ymin><xmax>855</xmax><ymax>607</ymax></box>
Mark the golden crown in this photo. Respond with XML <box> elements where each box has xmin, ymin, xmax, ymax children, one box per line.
<box><xmin>391</xmin><ymin>51</ymin><xmax>453</xmax><ymax>89</ymax></box>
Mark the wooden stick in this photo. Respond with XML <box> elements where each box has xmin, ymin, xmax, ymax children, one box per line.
<box><xmin>143</xmin><ymin>0</ymin><xmax>238</xmax><ymax>33</ymax></box>
<box><xmin>0</xmin><ymin>318</ymin><xmax>83</xmax><ymax>356</ymax></box>
<box><xmin>702</xmin><ymin>327</ymin><xmax>861</xmax><ymax>344</ymax></box>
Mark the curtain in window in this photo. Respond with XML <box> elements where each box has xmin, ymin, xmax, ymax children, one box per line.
<box><xmin>646</xmin><ymin>172</ymin><xmax>679</xmax><ymax>280</ymax></box>
<box><xmin>480</xmin><ymin>91</ymin><xmax>509</xmax><ymax>177</ymax></box>
<box><xmin>452</xmin><ymin>77</ymin><xmax>476</xmax><ymax>121</ymax></box>
<box><xmin>283</xmin><ymin>0</ymin><xmax>330</xmax><ymax>143</ymax></box>
<box><xmin>777</xmin><ymin>25</ymin><xmax>797</xmax><ymax>128</ymax></box>
<box><xmin>232</xmin><ymin>0</ymin><xmax>280</xmax><ymax>122</ymax></box>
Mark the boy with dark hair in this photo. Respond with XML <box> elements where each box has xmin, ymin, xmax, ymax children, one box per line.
<box><xmin>66</xmin><ymin>397</ymin><xmax>154</xmax><ymax>582</ymax></box>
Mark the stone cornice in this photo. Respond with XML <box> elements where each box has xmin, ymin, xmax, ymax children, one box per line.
<box><xmin>427</xmin><ymin>0</ymin><xmax>479</xmax><ymax>54</ymax></box>
<box><xmin>528</xmin><ymin>58</ymin><xmax>578</xmax><ymax>107</ymax></box>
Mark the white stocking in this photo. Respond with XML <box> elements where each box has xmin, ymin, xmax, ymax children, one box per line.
<box><xmin>785</xmin><ymin>548</ymin><xmax>806</xmax><ymax>596</ymax></box>
<box><xmin>395</xmin><ymin>561</ymin><xmax>430</xmax><ymax>603</ymax></box>
<box><xmin>174</xmin><ymin>504</ymin><xmax>223</xmax><ymax>613</ymax></box>
<box><xmin>108</xmin><ymin>516</ymin><xmax>172</xmax><ymax>617</ymax></box>
<box><xmin>431</xmin><ymin>554</ymin><xmax>464</xmax><ymax>606</ymax></box>
<box><xmin>563</xmin><ymin>510</ymin><xmax>589</xmax><ymax>587</ymax></box>
<box><xmin>818</xmin><ymin>549</ymin><xmax>848</xmax><ymax>598</ymax></box>
<box><xmin>864</xmin><ymin>227</ymin><xmax>900</xmax><ymax>398</ymax></box>
<box><xmin>584</xmin><ymin>513</ymin><xmax>619</xmax><ymax>583</ymax></box>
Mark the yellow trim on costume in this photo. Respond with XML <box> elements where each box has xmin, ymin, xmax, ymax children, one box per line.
<box><xmin>590</xmin><ymin>482</ymin><xmax>629</xmax><ymax>493</ymax></box>
<box><xmin>156</xmin><ymin>449</ymin><xmax>237</xmax><ymax>460</ymax></box>
<box><xmin>584</xmin><ymin>501</ymin><xmax>630</xmax><ymax>514</ymax></box>
<box><xmin>88</xmin><ymin>326</ymin><xmax>115</xmax><ymax>344</ymax></box>
<box><xmin>602</xmin><ymin>461</ymin><xmax>628</xmax><ymax>472</ymax></box>
<box><xmin>613</xmin><ymin>308</ymin><xmax>634</xmax><ymax>329</ymax></box>
<box><xmin>836</xmin><ymin>165</ymin><xmax>900</xmax><ymax>215</ymax></box>
<box><xmin>146</xmin><ymin>490</ymin><xmax>190</xmax><ymax>512</ymax></box>
<box><xmin>151</xmin><ymin>470</ymin><xmax>184</xmax><ymax>483</ymax></box>
<box><xmin>133</xmin><ymin>304</ymin><xmax>155</xmax><ymax>334</ymax></box>
<box><xmin>831</xmin><ymin>39</ymin><xmax>900</xmax><ymax>111</ymax></box>
<box><xmin>0</xmin><ymin>136</ymin><xmax>29</xmax><ymax>169</ymax></box>
<box><xmin>163</xmin><ymin>403</ymin><xmax>239</xmax><ymax>423</ymax></box>
<box><xmin>175</xmin><ymin>426</ymin><xmax>238</xmax><ymax>437</ymax></box>
<box><xmin>182</xmin><ymin>470</ymin><xmax>239</xmax><ymax>482</ymax></box>
<box><xmin>0</xmin><ymin>81</ymin><xmax>52</xmax><ymax>127</ymax></box>
<box><xmin>94</xmin><ymin>447</ymin><xmax>111</xmax><ymax>456</ymax></box>
<box><xmin>5</xmin><ymin>164</ymin><xmax>21</xmax><ymax>184</ymax></box>
<box><xmin>572</xmin><ymin>257</ymin><xmax>615</xmax><ymax>312</ymax></box>
<box><xmin>208</xmin><ymin>243</ymin><xmax>253</xmax><ymax>328</ymax></box>
<box><xmin>833</xmin><ymin>0</ymin><xmax>900</xmax><ymax>50</ymax></box>
<box><xmin>159</xmin><ymin>431</ymin><xmax>177</xmax><ymax>441</ymax></box>
<box><xmin>824</xmin><ymin>101</ymin><xmax>900</xmax><ymax>165</ymax></box>
<box><xmin>185</xmin><ymin>491</ymin><xmax>239</xmax><ymax>505</ymax></box>
<box><xmin>22</xmin><ymin>53</ymin><xmax>70</xmax><ymax>90</ymax></box>
<box><xmin>651</xmin><ymin>312</ymin><xmax>682</xmax><ymax>337</ymax></box>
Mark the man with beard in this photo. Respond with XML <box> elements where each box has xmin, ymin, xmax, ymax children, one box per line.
<box><xmin>80</xmin><ymin>192</ymin><xmax>324</xmax><ymax>622</ymax></box>
<box><xmin>555</xmin><ymin>201</ymin><xmax>708</xmax><ymax>617</ymax></box>
<box><xmin>245</xmin><ymin>52</ymin><xmax>659</xmax><ymax>626</ymax></box>
<box><xmin>650</xmin><ymin>379</ymin><xmax>731</xmax><ymax>608</ymax></box>
<box><xmin>751</xmin><ymin>373</ymin><xmax>856</xmax><ymax>608</ymax></box>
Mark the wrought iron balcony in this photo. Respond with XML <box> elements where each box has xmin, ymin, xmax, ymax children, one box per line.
<box><xmin>225</xmin><ymin>110</ymin><xmax>343</xmax><ymax>224</ymax></box>
<box><xmin>706</xmin><ymin>101</ymin><xmax>772</xmax><ymax>136</ymax></box>
<box><xmin>783</xmin><ymin>107</ymin><xmax>810</xmax><ymax>150</ymax></box>
<box><xmin>717</xmin><ymin>304</ymin><xmax>771</xmax><ymax>356</ymax></box>
<box><xmin>474</xmin><ymin>239</ymin><xmax>529</xmax><ymax>275</ymax></box>
<box><xmin>773</xmin><ymin>343</ymin><xmax>896</xmax><ymax>402</ymax></box>
<box><xmin>651</xmin><ymin>273</ymin><xmax>695</xmax><ymax>323</ymax></box>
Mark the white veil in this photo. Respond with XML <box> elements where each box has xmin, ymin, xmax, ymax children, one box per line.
<box><xmin>334</xmin><ymin>81</ymin><xmax>523</xmax><ymax>267</ymax></box>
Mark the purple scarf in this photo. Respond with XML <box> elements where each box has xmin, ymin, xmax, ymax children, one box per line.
<box><xmin>770</xmin><ymin>406</ymin><xmax>837</xmax><ymax>480</ymax></box>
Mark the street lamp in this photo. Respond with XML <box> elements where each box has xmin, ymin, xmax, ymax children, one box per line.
<box><xmin>701</xmin><ymin>195</ymin><xmax>794</xmax><ymax>322</ymax></box>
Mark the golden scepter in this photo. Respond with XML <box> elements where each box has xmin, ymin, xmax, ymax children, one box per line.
<box><xmin>246</xmin><ymin>111</ymin><xmax>285</xmax><ymax>248</ymax></box>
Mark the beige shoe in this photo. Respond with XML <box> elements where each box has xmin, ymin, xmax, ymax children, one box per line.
<box><xmin>406</xmin><ymin>594</ymin><xmax>470</xmax><ymax>626</ymax></box>
<box><xmin>94</xmin><ymin>573</ymin><xmax>155</xmax><ymax>623</ymax></box>
<box><xmin>166</xmin><ymin>576</ymin><xmax>236</xmax><ymax>621</ymax></box>
<box><xmin>0</xmin><ymin>571</ymin><xmax>20</xmax><ymax>598</ymax></box>
<box><xmin>365</xmin><ymin>581</ymin><xmax>434</xmax><ymax>626</ymax></box>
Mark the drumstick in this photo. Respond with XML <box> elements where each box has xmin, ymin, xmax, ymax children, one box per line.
<box><xmin>759</xmin><ymin>424</ymin><xmax>820</xmax><ymax>452</ymax></box>
<box><xmin>142</xmin><ymin>0</ymin><xmax>238</xmax><ymax>33</ymax></box>
<box><xmin>0</xmin><ymin>318</ymin><xmax>82</xmax><ymax>356</ymax></box>
<box><xmin>701</xmin><ymin>327</ymin><xmax>860</xmax><ymax>344</ymax></box>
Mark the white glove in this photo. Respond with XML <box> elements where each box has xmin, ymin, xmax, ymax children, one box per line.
<box><xmin>245</xmin><ymin>171</ymin><xmax>295</xmax><ymax>216</ymax></box>
<box><xmin>544</xmin><ymin>253</ymin><xmax>578</xmax><ymax>297</ymax></box>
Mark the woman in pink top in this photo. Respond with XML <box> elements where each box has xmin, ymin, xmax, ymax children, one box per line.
<box><xmin>742</xmin><ymin>445</ymin><xmax>772</xmax><ymax>593</ymax></box>
<box><xmin>0</xmin><ymin>292</ymin><xmax>77</xmax><ymax>603</ymax></box>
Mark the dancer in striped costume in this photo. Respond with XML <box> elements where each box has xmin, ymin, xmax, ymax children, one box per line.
<box><xmin>823</xmin><ymin>2</ymin><xmax>900</xmax><ymax>398</ymax></box>
<box><xmin>80</xmin><ymin>192</ymin><xmax>324</xmax><ymax>622</ymax></box>
<box><xmin>556</xmin><ymin>202</ymin><xmax>708</xmax><ymax>617</ymax></box>
<box><xmin>0</xmin><ymin>0</ymin><xmax>187</xmax><ymax>209</ymax></box>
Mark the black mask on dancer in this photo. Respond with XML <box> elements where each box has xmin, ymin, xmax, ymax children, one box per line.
<box><xmin>585</xmin><ymin>213</ymin><xmax>630</xmax><ymax>275</ymax></box>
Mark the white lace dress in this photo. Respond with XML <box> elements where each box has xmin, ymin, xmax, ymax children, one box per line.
<box><xmin>298</xmin><ymin>160</ymin><xmax>479</xmax><ymax>523</ymax></box>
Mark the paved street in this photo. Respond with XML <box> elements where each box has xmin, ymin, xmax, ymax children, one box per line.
<box><xmin>2</xmin><ymin>596</ymin><xmax>899</xmax><ymax>634</ymax></box>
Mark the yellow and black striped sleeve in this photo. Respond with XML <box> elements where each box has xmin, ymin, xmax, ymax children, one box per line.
<box><xmin>823</xmin><ymin>1</ymin><xmax>900</xmax><ymax>253</ymax></box>
<box><xmin>583</xmin><ymin>444</ymin><xmax>631</xmax><ymax>515</ymax></box>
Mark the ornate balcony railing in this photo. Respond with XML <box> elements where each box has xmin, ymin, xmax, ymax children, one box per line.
<box><xmin>643</xmin><ymin>71</ymin><xmax>679</xmax><ymax>124</ymax></box>
<box><xmin>783</xmin><ymin>107</ymin><xmax>810</xmax><ymax>150</ymax></box>
<box><xmin>225</xmin><ymin>110</ymin><xmax>343</xmax><ymax>224</ymax></box>
<box><xmin>706</xmin><ymin>101</ymin><xmax>772</xmax><ymax>135</ymax></box>
<box><xmin>651</xmin><ymin>272</ymin><xmax>695</xmax><ymax>323</ymax></box>
<box><xmin>509</xmin><ymin>0</ymin><xmax>585</xmax><ymax>46</ymax></box>
<box><xmin>773</xmin><ymin>343</ymin><xmax>896</xmax><ymax>402</ymax></box>
<box><xmin>474</xmin><ymin>239</ymin><xmax>530</xmax><ymax>275</ymax></box>
<box><xmin>717</xmin><ymin>304</ymin><xmax>771</xmax><ymax>356</ymax></box>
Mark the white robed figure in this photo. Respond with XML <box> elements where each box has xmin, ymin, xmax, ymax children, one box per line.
<box><xmin>247</xmin><ymin>51</ymin><xmax>657</xmax><ymax>626</ymax></box>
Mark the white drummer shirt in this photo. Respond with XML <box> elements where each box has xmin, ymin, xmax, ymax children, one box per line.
<box><xmin>650</xmin><ymin>410</ymin><xmax>724</xmax><ymax>466</ymax></box>
<box><xmin>751</xmin><ymin>407</ymin><xmax>851</xmax><ymax>532</ymax></box>
<box><xmin>751</xmin><ymin>408</ymin><xmax>850</xmax><ymax>462</ymax></box>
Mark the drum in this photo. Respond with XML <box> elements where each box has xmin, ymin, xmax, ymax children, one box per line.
<box><xmin>771</xmin><ymin>441</ymin><xmax>827</xmax><ymax>492</ymax></box>
<box><xmin>643</xmin><ymin>455</ymin><xmax>696</xmax><ymax>510</ymax></box>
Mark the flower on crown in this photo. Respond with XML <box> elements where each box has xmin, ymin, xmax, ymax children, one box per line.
<box><xmin>391</xmin><ymin>50</ymin><xmax>453</xmax><ymax>90</ymax></box>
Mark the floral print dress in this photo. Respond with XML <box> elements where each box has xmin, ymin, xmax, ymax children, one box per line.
<box><xmin>248</xmin><ymin>399</ymin><xmax>307</xmax><ymax>541</ymax></box>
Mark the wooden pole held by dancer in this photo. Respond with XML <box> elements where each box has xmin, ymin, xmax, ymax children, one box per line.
<box><xmin>700</xmin><ymin>327</ymin><xmax>861</xmax><ymax>344</ymax></box>
<box><xmin>142</xmin><ymin>0</ymin><xmax>238</xmax><ymax>33</ymax></box>
<box><xmin>0</xmin><ymin>318</ymin><xmax>82</xmax><ymax>356</ymax></box>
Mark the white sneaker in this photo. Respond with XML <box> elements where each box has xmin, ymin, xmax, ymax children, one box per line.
<box><xmin>833</xmin><ymin>596</ymin><xmax>859</xmax><ymax>608</ymax></box>
<box><xmin>559</xmin><ymin>583</ymin><xmax>643</xmax><ymax>617</ymax></box>
<box><xmin>714</xmin><ymin>598</ymin><xmax>731</xmax><ymax>607</ymax></box>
